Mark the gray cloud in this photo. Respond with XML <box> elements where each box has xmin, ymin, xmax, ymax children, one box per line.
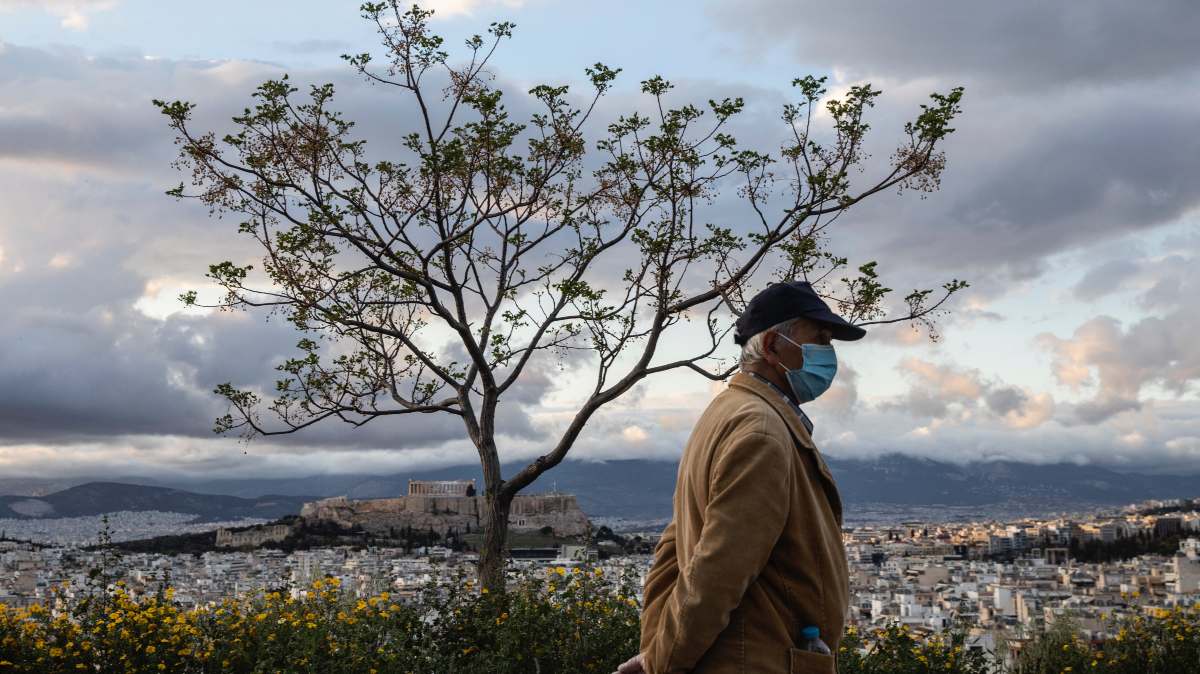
<box><xmin>713</xmin><ymin>1</ymin><xmax>1200</xmax><ymax>91</ymax></box>
<box><xmin>271</xmin><ymin>39</ymin><xmax>354</xmax><ymax>54</ymax></box>
<box><xmin>0</xmin><ymin>246</ymin><xmax>504</xmax><ymax>449</ymax></box>
<box><xmin>1074</xmin><ymin>259</ymin><xmax>1142</xmax><ymax>301</ymax></box>
<box><xmin>0</xmin><ymin>44</ymin><xmax>555</xmax><ymax>455</ymax></box>
<box><xmin>984</xmin><ymin>386</ymin><xmax>1027</xmax><ymax>417</ymax></box>
<box><xmin>1071</xmin><ymin>397</ymin><xmax>1143</xmax><ymax>426</ymax></box>
<box><xmin>819</xmin><ymin>398</ymin><xmax>1200</xmax><ymax>475</ymax></box>
<box><xmin>702</xmin><ymin>2</ymin><xmax>1200</xmax><ymax>304</ymax></box>
<box><xmin>1044</xmin><ymin>235</ymin><xmax>1200</xmax><ymax>427</ymax></box>
<box><xmin>813</xmin><ymin>78</ymin><xmax>1200</xmax><ymax>291</ymax></box>
<box><xmin>807</xmin><ymin>361</ymin><xmax>858</xmax><ymax>420</ymax></box>
<box><xmin>880</xmin><ymin>358</ymin><xmax>983</xmax><ymax>419</ymax></box>
<box><xmin>879</xmin><ymin>357</ymin><xmax>1055</xmax><ymax>430</ymax></box>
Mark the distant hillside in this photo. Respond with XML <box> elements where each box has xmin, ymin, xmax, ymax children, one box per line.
<box><xmin>0</xmin><ymin>482</ymin><xmax>310</xmax><ymax>521</ymax></box>
<box><xmin>6</xmin><ymin>455</ymin><xmax>1197</xmax><ymax>524</ymax></box>
<box><xmin>156</xmin><ymin>454</ymin><xmax>1200</xmax><ymax>521</ymax></box>
<box><xmin>161</xmin><ymin>461</ymin><xmax>681</xmax><ymax>519</ymax></box>
<box><xmin>0</xmin><ymin>478</ymin><xmax>95</xmax><ymax>498</ymax></box>
<box><xmin>827</xmin><ymin>455</ymin><xmax>1200</xmax><ymax>509</ymax></box>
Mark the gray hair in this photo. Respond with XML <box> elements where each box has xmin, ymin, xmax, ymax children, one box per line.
<box><xmin>739</xmin><ymin>317</ymin><xmax>806</xmax><ymax>368</ymax></box>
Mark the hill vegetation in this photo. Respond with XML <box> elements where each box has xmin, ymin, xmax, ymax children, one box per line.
<box><xmin>108</xmin><ymin>517</ymin><xmax>635</xmax><ymax>557</ymax></box>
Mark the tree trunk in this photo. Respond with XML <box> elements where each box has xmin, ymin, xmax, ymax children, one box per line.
<box><xmin>478</xmin><ymin>489</ymin><xmax>512</xmax><ymax>592</ymax></box>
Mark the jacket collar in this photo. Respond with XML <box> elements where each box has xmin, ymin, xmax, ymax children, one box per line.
<box><xmin>729</xmin><ymin>371</ymin><xmax>818</xmax><ymax>450</ymax></box>
<box><xmin>744</xmin><ymin>371</ymin><xmax>815</xmax><ymax>436</ymax></box>
<box><xmin>728</xmin><ymin>371</ymin><xmax>841</xmax><ymax>512</ymax></box>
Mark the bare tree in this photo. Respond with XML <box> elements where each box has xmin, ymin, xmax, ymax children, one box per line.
<box><xmin>154</xmin><ymin>2</ymin><xmax>966</xmax><ymax>590</ymax></box>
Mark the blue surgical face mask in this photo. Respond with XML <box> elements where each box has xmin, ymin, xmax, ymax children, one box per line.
<box><xmin>774</xmin><ymin>333</ymin><xmax>837</xmax><ymax>404</ymax></box>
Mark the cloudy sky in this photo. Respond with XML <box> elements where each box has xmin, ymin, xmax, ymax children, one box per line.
<box><xmin>2</xmin><ymin>0</ymin><xmax>1199</xmax><ymax>481</ymax></box>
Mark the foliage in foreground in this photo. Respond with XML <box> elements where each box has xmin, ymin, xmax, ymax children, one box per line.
<box><xmin>0</xmin><ymin>566</ymin><xmax>638</xmax><ymax>673</ymax></box>
<box><xmin>838</xmin><ymin>624</ymin><xmax>996</xmax><ymax>674</ymax></box>
<box><xmin>1011</xmin><ymin>607</ymin><xmax>1200</xmax><ymax>674</ymax></box>
<box><xmin>2</xmin><ymin>568</ymin><xmax>1199</xmax><ymax>673</ymax></box>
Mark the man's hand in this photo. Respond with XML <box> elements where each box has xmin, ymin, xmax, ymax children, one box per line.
<box><xmin>613</xmin><ymin>652</ymin><xmax>646</xmax><ymax>674</ymax></box>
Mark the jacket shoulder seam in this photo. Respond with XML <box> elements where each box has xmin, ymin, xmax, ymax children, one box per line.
<box><xmin>710</xmin><ymin>429</ymin><xmax>791</xmax><ymax>492</ymax></box>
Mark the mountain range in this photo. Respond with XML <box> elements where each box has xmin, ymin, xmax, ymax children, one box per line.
<box><xmin>0</xmin><ymin>454</ymin><xmax>1196</xmax><ymax>522</ymax></box>
<box><xmin>0</xmin><ymin>482</ymin><xmax>309</xmax><ymax>521</ymax></box>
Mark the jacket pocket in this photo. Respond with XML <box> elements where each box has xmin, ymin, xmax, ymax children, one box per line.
<box><xmin>788</xmin><ymin>648</ymin><xmax>835</xmax><ymax>674</ymax></box>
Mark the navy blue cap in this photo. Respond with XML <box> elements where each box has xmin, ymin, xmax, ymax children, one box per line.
<box><xmin>733</xmin><ymin>281</ymin><xmax>866</xmax><ymax>345</ymax></box>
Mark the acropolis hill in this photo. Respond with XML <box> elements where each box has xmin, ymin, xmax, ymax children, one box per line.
<box><xmin>299</xmin><ymin>480</ymin><xmax>591</xmax><ymax>537</ymax></box>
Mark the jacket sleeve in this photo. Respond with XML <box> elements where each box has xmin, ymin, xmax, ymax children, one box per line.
<box><xmin>645</xmin><ymin>430</ymin><xmax>792</xmax><ymax>674</ymax></box>
<box><xmin>639</xmin><ymin>518</ymin><xmax>678</xmax><ymax>654</ymax></box>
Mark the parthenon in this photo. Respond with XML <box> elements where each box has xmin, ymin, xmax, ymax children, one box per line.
<box><xmin>407</xmin><ymin>479</ymin><xmax>476</xmax><ymax>496</ymax></box>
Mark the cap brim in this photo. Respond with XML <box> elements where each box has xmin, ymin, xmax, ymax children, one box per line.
<box><xmin>806</xmin><ymin>310</ymin><xmax>867</xmax><ymax>341</ymax></box>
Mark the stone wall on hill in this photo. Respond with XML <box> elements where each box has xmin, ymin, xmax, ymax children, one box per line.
<box><xmin>299</xmin><ymin>492</ymin><xmax>590</xmax><ymax>537</ymax></box>
<box><xmin>215</xmin><ymin>523</ymin><xmax>294</xmax><ymax>548</ymax></box>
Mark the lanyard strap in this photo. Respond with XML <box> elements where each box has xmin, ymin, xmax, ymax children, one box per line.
<box><xmin>746</xmin><ymin>372</ymin><xmax>814</xmax><ymax>435</ymax></box>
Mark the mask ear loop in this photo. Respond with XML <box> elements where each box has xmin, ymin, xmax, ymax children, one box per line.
<box><xmin>772</xmin><ymin>332</ymin><xmax>799</xmax><ymax>373</ymax></box>
<box><xmin>770</xmin><ymin>333</ymin><xmax>789</xmax><ymax>367</ymax></box>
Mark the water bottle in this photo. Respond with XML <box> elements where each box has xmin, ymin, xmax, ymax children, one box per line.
<box><xmin>800</xmin><ymin>625</ymin><xmax>831</xmax><ymax>655</ymax></box>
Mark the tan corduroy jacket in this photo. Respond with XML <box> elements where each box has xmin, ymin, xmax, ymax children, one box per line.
<box><xmin>639</xmin><ymin>372</ymin><xmax>849</xmax><ymax>674</ymax></box>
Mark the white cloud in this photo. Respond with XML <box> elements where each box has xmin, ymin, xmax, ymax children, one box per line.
<box><xmin>0</xmin><ymin>0</ymin><xmax>117</xmax><ymax>31</ymax></box>
<box><xmin>1002</xmin><ymin>392</ymin><xmax>1055</xmax><ymax>430</ymax></box>
<box><xmin>132</xmin><ymin>277</ymin><xmax>215</xmax><ymax>321</ymax></box>
<box><xmin>909</xmin><ymin>425</ymin><xmax>931</xmax><ymax>438</ymax></box>
<box><xmin>418</xmin><ymin>0</ymin><xmax>527</xmax><ymax>20</ymax></box>
<box><xmin>1165</xmin><ymin>436</ymin><xmax>1200</xmax><ymax>457</ymax></box>
<box><xmin>1117</xmin><ymin>431</ymin><xmax>1146</xmax><ymax>448</ymax></box>
<box><xmin>621</xmin><ymin>425</ymin><xmax>648</xmax><ymax>443</ymax></box>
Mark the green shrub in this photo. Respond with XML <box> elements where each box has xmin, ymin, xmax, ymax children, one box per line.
<box><xmin>1012</xmin><ymin>607</ymin><xmax>1200</xmax><ymax>674</ymax></box>
<box><xmin>837</xmin><ymin>623</ymin><xmax>997</xmax><ymax>674</ymax></box>
<box><xmin>0</xmin><ymin>565</ymin><xmax>640</xmax><ymax>673</ymax></box>
<box><xmin>3</xmin><ymin>568</ymin><xmax>1198</xmax><ymax>674</ymax></box>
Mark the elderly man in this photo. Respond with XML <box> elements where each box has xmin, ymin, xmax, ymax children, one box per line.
<box><xmin>616</xmin><ymin>281</ymin><xmax>861</xmax><ymax>674</ymax></box>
